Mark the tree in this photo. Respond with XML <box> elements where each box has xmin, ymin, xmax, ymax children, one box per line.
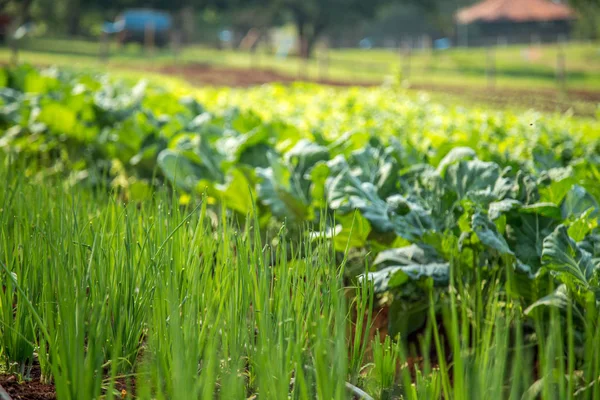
<box><xmin>280</xmin><ymin>0</ymin><xmax>384</xmax><ymax>58</ymax></box>
<box><xmin>569</xmin><ymin>0</ymin><xmax>600</xmax><ymax>39</ymax></box>
<box><xmin>67</xmin><ymin>0</ymin><xmax>81</xmax><ymax>35</ymax></box>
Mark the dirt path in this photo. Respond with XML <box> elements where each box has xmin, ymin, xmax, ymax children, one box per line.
<box><xmin>156</xmin><ymin>63</ymin><xmax>376</xmax><ymax>87</ymax></box>
<box><xmin>153</xmin><ymin>63</ymin><xmax>599</xmax><ymax>117</ymax></box>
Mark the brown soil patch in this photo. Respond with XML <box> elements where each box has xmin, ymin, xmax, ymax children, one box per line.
<box><xmin>0</xmin><ymin>366</ymin><xmax>55</xmax><ymax>400</ymax></box>
<box><xmin>150</xmin><ymin>63</ymin><xmax>599</xmax><ymax>117</ymax></box>
<box><xmin>407</xmin><ymin>83</ymin><xmax>600</xmax><ymax>117</ymax></box>
<box><xmin>155</xmin><ymin>63</ymin><xmax>375</xmax><ymax>88</ymax></box>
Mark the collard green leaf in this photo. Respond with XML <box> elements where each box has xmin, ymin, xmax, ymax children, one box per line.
<box><xmin>524</xmin><ymin>284</ymin><xmax>570</xmax><ymax>315</ymax></box>
<box><xmin>332</xmin><ymin>138</ymin><xmax>400</xmax><ymax>198</ymax></box>
<box><xmin>373</xmin><ymin>243</ymin><xmax>443</xmax><ymax>269</ymax></box>
<box><xmin>513</xmin><ymin>170</ymin><xmax>540</xmax><ymax>204</ymax></box>
<box><xmin>505</xmin><ymin>213</ymin><xmax>558</xmax><ymax>272</ymax></box>
<box><xmin>532</xmin><ymin>144</ymin><xmax>562</xmax><ymax>171</ymax></box>
<box><xmin>542</xmin><ymin>225</ymin><xmax>596</xmax><ymax>289</ymax></box>
<box><xmin>37</xmin><ymin>103</ymin><xmax>77</xmax><ymax>135</ymax></box>
<box><xmin>169</xmin><ymin>133</ymin><xmax>225</xmax><ymax>183</ymax></box>
<box><xmin>436</xmin><ymin>147</ymin><xmax>476</xmax><ymax>176</ymax></box>
<box><xmin>215</xmin><ymin>168</ymin><xmax>255</xmax><ymax>215</ymax></box>
<box><xmin>578</xmin><ymin>233</ymin><xmax>600</xmax><ymax>258</ymax></box>
<box><xmin>520</xmin><ymin>203</ymin><xmax>562</xmax><ymax>220</ymax></box>
<box><xmin>387</xmin><ymin>195</ymin><xmax>436</xmax><ymax>241</ymax></box>
<box><xmin>445</xmin><ymin>159</ymin><xmax>500</xmax><ymax>200</ymax></box>
<box><xmin>327</xmin><ymin>165</ymin><xmax>393</xmax><ymax>232</ymax></box>
<box><xmin>363</xmin><ymin>263</ymin><xmax>449</xmax><ymax>293</ymax></box>
<box><xmin>388</xmin><ymin>297</ymin><xmax>429</xmax><ymax>337</ymax></box>
<box><xmin>157</xmin><ymin>149</ymin><xmax>204</xmax><ymax>192</ymax></box>
<box><xmin>472</xmin><ymin>212</ymin><xmax>514</xmax><ymax>255</ymax></box>
<box><xmin>256</xmin><ymin>154</ymin><xmax>308</xmax><ymax>222</ymax></box>
<box><xmin>568</xmin><ymin>208</ymin><xmax>598</xmax><ymax>242</ymax></box>
<box><xmin>238</xmin><ymin>143</ymin><xmax>276</xmax><ymax>169</ymax></box>
<box><xmin>538</xmin><ymin>167</ymin><xmax>576</xmax><ymax>204</ymax></box>
<box><xmin>332</xmin><ymin>212</ymin><xmax>371</xmax><ymax>252</ymax></box>
<box><xmin>285</xmin><ymin>139</ymin><xmax>330</xmax><ymax>170</ymax></box>
<box><xmin>514</xmin><ymin>260</ymin><xmax>540</xmax><ymax>280</ymax></box>
<box><xmin>218</xmin><ymin>124</ymin><xmax>273</xmax><ymax>167</ymax></box>
<box><xmin>489</xmin><ymin>199</ymin><xmax>522</xmax><ymax>221</ymax></box>
<box><xmin>178</xmin><ymin>96</ymin><xmax>204</xmax><ymax>116</ymax></box>
<box><xmin>561</xmin><ymin>184</ymin><xmax>599</xmax><ymax>220</ymax></box>
<box><xmin>307</xmin><ymin>161</ymin><xmax>330</xmax><ymax>215</ymax></box>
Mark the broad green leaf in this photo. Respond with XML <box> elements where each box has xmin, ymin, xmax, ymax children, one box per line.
<box><xmin>328</xmin><ymin>138</ymin><xmax>399</xmax><ymax>199</ymax></box>
<box><xmin>327</xmin><ymin>166</ymin><xmax>394</xmax><ymax>232</ymax></box>
<box><xmin>538</xmin><ymin>167</ymin><xmax>576</xmax><ymax>204</ymax></box>
<box><xmin>578</xmin><ymin>233</ymin><xmax>600</xmax><ymax>258</ymax></box>
<box><xmin>568</xmin><ymin>208</ymin><xmax>598</xmax><ymax>242</ymax></box>
<box><xmin>488</xmin><ymin>199</ymin><xmax>521</xmax><ymax>220</ymax></box>
<box><xmin>506</xmin><ymin>213</ymin><xmax>557</xmax><ymax>272</ymax></box>
<box><xmin>215</xmin><ymin>168</ymin><xmax>255</xmax><ymax>215</ymax></box>
<box><xmin>520</xmin><ymin>202</ymin><xmax>562</xmax><ymax>220</ymax></box>
<box><xmin>157</xmin><ymin>149</ymin><xmax>204</xmax><ymax>192</ymax></box>
<box><xmin>363</xmin><ymin>263</ymin><xmax>449</xmax><ymax>293</ymax></box>
<box><xmin>388</xmin><ymin>297</ymin><xmax>429</xmax><ymax>337</ymax></box>
<box><xmin>307</xmin><ymin>162</ymin><xmax>330</xmax><ymax>215</ymax></box>
<box><xmin>169</xmin><ymin>133</ymin><xmax>224</xmax><ymax>182</ymax></box>
<box><xmin>514</xmin><ymin>170</ymin><xmax>540</xmax><ymax>204</ymax></box>
<box><xmin>388</xmin><ymin>195</ymin><xmax>436</xmax><ymax>241</ymax></box>
<box><xmin>37</xmin><ymin>103</ymin><xmax>77</xmax><ymax>135</ymax></box>
<box><xmin>333</xmin><ymin>212</ymin><xmax>371</xmax><ymax>252</ymax></box>
<box><xmin>472</xmin><ymin>212</ymin><xmax>514</xmax><ymax>255</ymax></box>
<box><xmin>373</xmin><ymin>243</ymin><xmax>443</xmax><ymax>269</ymax></box>
<box><xmin>542</xmin><ymin>225</ymin><xmax>596</xmax><ymax>289</ymax></box>
<box><xmin>435</xmin><ymin>146</ymin><xmax>476</xmax><ymax>176</ymax></box>
<box><xmin>445</xmin><ymin>159</ymin><xmax>500</xmax><ymax>200</ymax></box>
<box><xmin>524</xmin><ymin>284</ymin><xmax>570</xmax><ymax>315</ymax></box>
<box><xmin>285</xmin><ymin>139</ymin><xmax>330</xmax><ymax>170</ymax></box>
<box><xmin>238</xmin><ymin>143</ymin><xmax>276</xmax><ymax>169</ymax></box>
<box><xmin>561</xmin><ymin>184</ymin><xmax>599</xmax><ymax>220</ymax></box>
<box><xmin>256</xmin><ymin>154</ymin><xmax>308</xmax><ymax>222</ymax></box>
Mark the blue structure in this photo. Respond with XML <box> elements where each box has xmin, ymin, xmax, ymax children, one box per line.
<box><xmin>113</xmin><ymin>9</ymin><xmax>172</xmax><ymax>46</ymax></box>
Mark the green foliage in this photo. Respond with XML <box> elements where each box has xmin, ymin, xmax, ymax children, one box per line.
<box><xmin>2</xmin><ymin>65</ymin><xmax>600</xmax><ymax>398</ymax></box>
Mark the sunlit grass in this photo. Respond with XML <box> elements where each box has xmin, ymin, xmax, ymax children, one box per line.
<box><xmin>1</xmin><ymin>38</ymin><xmax>599</xmax><ymax>91</ymax></box>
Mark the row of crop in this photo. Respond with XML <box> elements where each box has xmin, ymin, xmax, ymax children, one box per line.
<box><xmin>0</xmin><ymin>65</ymin><xmax>599</xmax><ymax>340</ymax></box>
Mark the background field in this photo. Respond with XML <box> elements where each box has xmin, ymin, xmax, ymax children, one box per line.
<box><xmin>3</xmin><ymin>38</ymin><xmax>600</xmax><ymax>117</ymax></box>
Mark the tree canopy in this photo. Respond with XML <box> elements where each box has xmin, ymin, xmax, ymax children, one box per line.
<box><xmin>2</xmin><ymin>0</ymin><xmax>598</xmax><ymax>52</ymax></box>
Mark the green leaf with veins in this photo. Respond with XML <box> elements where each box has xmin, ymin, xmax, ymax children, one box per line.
<box><xmin>472</xmin><ymin>212</ymin><xmax>514</xmax><ymax>255</ymax></box>
<box><xmin>542</xmin><ymin>225</ymin><xmax>597</xmax><ymax>289</ymax></box>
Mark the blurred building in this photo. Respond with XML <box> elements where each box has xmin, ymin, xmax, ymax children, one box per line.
<box><xmin>455</xmin><ymin>0</ymin><xmax>576</xmax><ymax>46</ymax></box>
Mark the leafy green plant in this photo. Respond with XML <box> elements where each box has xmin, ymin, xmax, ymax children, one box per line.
<box><xmin>2</xmin><ymin>65</ymin><xmax>600</xmax><ymax>399</ymax></box>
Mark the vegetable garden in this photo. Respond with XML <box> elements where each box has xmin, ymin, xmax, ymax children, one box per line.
<box><xmin>1</xmin><ymin>65</ymin><xmax>600</xmax><ymax>399</ymax></box>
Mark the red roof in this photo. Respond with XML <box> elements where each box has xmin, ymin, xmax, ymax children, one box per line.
<box><xmin>456</xmin><ymin>0</ymin><xmax>575</xmax><ymax>24</ymax></box>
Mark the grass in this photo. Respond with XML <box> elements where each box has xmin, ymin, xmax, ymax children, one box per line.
<box><xmin>2</xmin><ymin>152</ymin><xmax>600</xmax><ymax>399</ymax></box>
<box><xmin>1</xmin><ymin>37</ymin><xmax>599</xmax><ymax>118</ymax></box>
<box><xmin>3</xmin><ymin>37</ymin><xmax>600</xmax><ymax>91</ymax></box>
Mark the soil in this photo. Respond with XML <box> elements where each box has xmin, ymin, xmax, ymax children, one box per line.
<box><xmin>0</xmin><ymin>365</ymin><xmax>55</xmax><ymax>400</ymax></box>
<box><xmin>147</xmin><ymin>63</ymin><xmax>599</xmax><ymax>117</ymax></box>
<box><xmin>155</xmin><ymin>63</ymin><xmax>375</xmax><ymax>88</ymax></box>
<box><xmin>409</xmin><ymin>82</ymin><xmax>600</xmax><ymax>117</ymax></box>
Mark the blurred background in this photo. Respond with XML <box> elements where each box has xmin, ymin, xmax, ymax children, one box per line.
<box><xmin>0</xmin><ymin>0</ymin><xmax>599</xmax><ymax>115</ymax></box>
